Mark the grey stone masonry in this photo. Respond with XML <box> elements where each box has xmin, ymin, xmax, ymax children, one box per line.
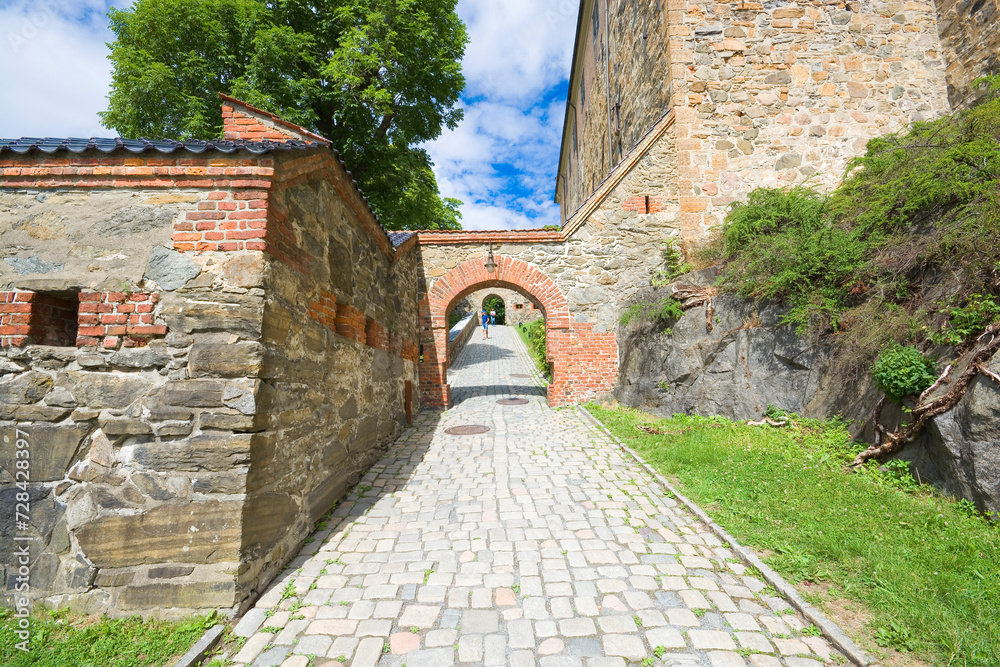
<box><xmin>226</xmin><ymin>326</ymin><xmax>846</xmax><ymax>666</ymax></box>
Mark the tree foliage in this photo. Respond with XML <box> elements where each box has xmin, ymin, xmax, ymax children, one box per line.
<box><xmin>100</xmin><ymin>0</ymin><xmax>467</xmax><ymax>231</ymax></box>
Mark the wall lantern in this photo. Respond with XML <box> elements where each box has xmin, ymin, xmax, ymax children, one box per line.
<box><xmin>484</xmin><ymin>243</ymin><xmax>498</xmax><ymax>274</ymax></box>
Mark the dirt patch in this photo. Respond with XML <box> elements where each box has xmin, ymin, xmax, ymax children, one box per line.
<box><xmin>804</xmin><ymin>582</ymin><xmax>932</xmax><ymax>667</ymax></box>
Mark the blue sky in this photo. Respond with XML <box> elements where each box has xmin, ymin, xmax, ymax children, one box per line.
<box><xmin>0</xmin><ymin>0</ymin><xmax>578</xmax><ymax>231</ymax></box>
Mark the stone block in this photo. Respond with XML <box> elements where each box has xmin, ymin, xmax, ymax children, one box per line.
<box><xmin>74</xmin><ymin>500</ymin><xmax>243</xmax><ymax>567</ymax></box>
<box><xmin>160</xmin><ymin>298</ymin><xmax>263</xmax><ymax>339</ymax></box>
<box><xmin>241</xmin><ymin>492</ymin><xmax>298</xmax><ymax>557</ymax></box>
<box><xmin>129</xmin><ymin>433</ymin><xmax>252</xmax><ymax>472</ymax></box>
<box><xmin>0</xmin><ymin>371</ymin><xmax>52</xmax><ymax>404</ymax></box>
<box><xmin>144</xmin><ymin>245</ymin><xmax>201</xmax><ymax>291</ymax></box>
<box><xmin>62</xmin><ymin>372</ymin><xmax>151</xmax><ymax>409</ymax></box>
<box><xmin>0</xmin><ymin>423</ymin><xmax>89</xmax><ymax>482</ymax></box>
<box><xmin>118</xmin><ymin>580</ymin><xmax>236</xmax><ymax>611</ymax></box>
<box><xmin>109</xmin><ymin>348</ymin><xmax>171</xmax><ymax>369</ymax></box>
<box><xmin>162</xmin><ymin>379</ymin><xmax>228</xmax><ymax>407</ymax></box>
<box><xmin>189</xmin><ymin>341</ymin><xmax>264</xmax><ymax>378</ymax></box>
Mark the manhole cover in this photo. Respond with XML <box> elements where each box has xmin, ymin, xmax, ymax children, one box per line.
<box><xmin>511</xmin><ymin>374</ymin><xmax>531</xmax><ymax>378</ymax></box>
<box><xmin>445</xmin><ymin>425</ymin><xmax>491</xmax><ymax>435</ymax></box>
<box><xmin>497</xmin><ymin>398</ymin><xmax>529</xmax><ymax>405</ymax></box>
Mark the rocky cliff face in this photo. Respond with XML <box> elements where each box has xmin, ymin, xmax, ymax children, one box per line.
<box><xmin>614</xmin><ymin>276</ymin><xmax>1000</xmax><ymax>516</ymax></box>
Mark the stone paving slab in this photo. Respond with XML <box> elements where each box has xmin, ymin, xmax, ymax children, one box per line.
<box><xmin>228</xmin><ymin>326</ymin><xmax>845</xmax><ymax>667</ymax></box>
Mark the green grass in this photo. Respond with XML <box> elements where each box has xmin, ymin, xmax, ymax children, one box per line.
<box><xmin>515</xmin><ymin>319</ymin><xmax>550</xmax><ymax>376</ymax></box>
<box><xmin>587</xmin><ymin>404</ymin><xmax>1000</xmax><ymax>666</ymax></box>
<box><xmin>0</xmin><ymin>608</ymin><xmax>215</xmax><ymax>666</ymax></box>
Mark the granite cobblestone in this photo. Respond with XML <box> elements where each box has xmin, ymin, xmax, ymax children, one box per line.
<box><xmin>229</xmin><ymin>326</ymin><xmax>845</xmax><ymax>666</ymax></box>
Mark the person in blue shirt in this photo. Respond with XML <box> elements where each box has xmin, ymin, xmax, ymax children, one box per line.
<box><xmin>481</xmin><ymin>310</ymin><xmax>489</xmax><ymax>339</ymax></box>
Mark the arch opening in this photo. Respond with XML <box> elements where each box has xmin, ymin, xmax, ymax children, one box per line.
<box><xmin>420</xmin><ymin>256</ymin><xmax>572</xmax><ymax>408</ymax></box>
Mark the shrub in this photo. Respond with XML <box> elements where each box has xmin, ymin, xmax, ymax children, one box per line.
<box><xmin>652</xmin><ymin>238</ymin><xmax>690</xmax><ymax>285</ymax></box>
<box><xmin>931</xmin><ymin>293</ymin><xmax>1000</xmax><ymax>346</ymax></box>
<box><xmin>524</xmin><ymin>319</ymin><xmax>551</xmax><ymax>375</ymax></box>
<box><xmin>618</xmin><ymin>297</ymin><xmax>684</xmax><ymax>329</ymax></box>
<box><xmin>872</xmin><ymin>344</ymin><xmax>937</xmax><ymax>403</ymax></box>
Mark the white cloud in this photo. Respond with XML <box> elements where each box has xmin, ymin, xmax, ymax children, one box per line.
<box><xmin>0</xmin><ymin>1</ymin><xmax>119</xmax><ymax>138</ymax></box>
<box><xmin>424</xmin><ymin>0</ymin><xmax>576</xmax><ymax>230</ymax></box>
<box><xmin>0</xmin><ymin>0</ymin><xmax>576</xmax><ymax>232</ymax></box>
<box><xmin>458</xmin><ymin>0</ymin><xmax>577</xmax><ymax>103</ymax></box>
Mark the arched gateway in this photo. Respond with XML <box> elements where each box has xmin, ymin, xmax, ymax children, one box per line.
<box><xmin>417</xmin><ymin>254</ymin><xmax>617</xmax><ymax>407</ymax></box>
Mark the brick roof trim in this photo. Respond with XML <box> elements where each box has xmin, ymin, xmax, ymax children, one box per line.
<box><xmin>219</xmin><ymin>93</ymin><xmax>331</xmax><ymax>145</ymax></box>
<box><xmin>416</xmin><ymin>229</ymin><xmax>564</xmax><ymax>245</ymax></box>
<box><xmin>0</xmin><ymin>137</ymin><xmax>321</xmax><ymax>155</ymax></box>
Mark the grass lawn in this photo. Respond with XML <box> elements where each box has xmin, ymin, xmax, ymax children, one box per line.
<box><xmin>587</xmin><ymin>404</ymin><xmax>1000</xmax><ymax>667</ymax></box>
<box><xmin>0</xmin><ymin>608</ymin><xmax>214</xmax><ymax>666</ymax></box>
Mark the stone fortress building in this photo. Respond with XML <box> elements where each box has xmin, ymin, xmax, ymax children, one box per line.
<box><xmin>1</xmin><ymin>1</ymin><xmax>996</xmax><ymax>617</ymax></box>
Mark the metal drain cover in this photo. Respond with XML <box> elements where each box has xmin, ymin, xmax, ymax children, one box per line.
<box><xmin>510</xmin><ymin>374</ymin><xmax>531</xmax><ymax>378</ymax></box>
<box><xmin>497</xmin><ymin>398</ymin><xmax>529</xmax><ymax>405</ymax></box>
<box><xmin>445</xmin><ymin>425</ymin><xmax>491</xmax><ymax>435</ymax></box>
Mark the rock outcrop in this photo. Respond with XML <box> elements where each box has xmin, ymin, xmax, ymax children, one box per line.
<box><xmin>614</xmin><ymin>273</ymin><xmax>1000</xmax><ymax>516</ymax></box>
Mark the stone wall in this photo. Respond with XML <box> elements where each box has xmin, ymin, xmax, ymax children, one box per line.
<box><xmin>668</xmin><ymin>0</ymin><xmax>952</xmax><ymax>244</ymax></box>
<box><xmin>557</xmin><ymin>0</ymin><xmax>954</xmax><ymax>247</ymax></box>
<box><xmin>0</xmin><ymin>98</ymin><xmax>419</xmax><ymax>617</ymax></box>
<box><xmin>935</xmin><ymin>0</ymin><xmax>1000</xmax><ymax>109</ymax></box>
<box><xmin>415</xmin><ymin>128</ymin><xmax>682</xmax><ymax>405</ymax></box>
<box><xmin>558</xmin><ymin>0</ymin><xmax>673</xmax><ymax>222</ymax></box>
<box><xmin>241</xmin><ymin>167</ymin><xmax>419</xmax><ymax>606</ymax></box>
<box><xmin>0</xmin><ymin>187</ymin><xmax>265</xmax><ymax>615</ymax></box>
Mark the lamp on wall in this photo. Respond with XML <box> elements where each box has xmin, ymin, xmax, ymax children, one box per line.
<box><xmin>484</xmin><ymin>243</ymin><xmax>498</xmax><ymax>274</ymax></box>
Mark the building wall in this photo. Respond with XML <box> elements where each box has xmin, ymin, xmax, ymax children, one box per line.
<box><xmin>558</xmin><ymin>0</ymin><xmax>955</xmax><ymax>247</ymax></box>
<box><xmin>467</xmin><ymin>287</ymin><xmax>544</xmax><ymax>327</ymax></box>
<box><xmin>668</xmin><ymin>0</ymin><xmax>952</xmax><ymax>244</ymax></box>
<box><xmin>559</xmin><ymin>0</ymin><xmax>673</xmax><ymax>222</ymax></box>
<box><xmin>0</xmin><ymin>105</ymin><xmax>419</xmax><ymax>617</ymax></box>
<box><xmin>935</xmin><ymin>0</ymin><xmax>1000</xmax><ymax>109</ymax></box>
<box><xmin>0</xmin><ymin>184</ymin><xmax>265</xmax><ymax>616</ymax></box>
<box><xmin>240</xmin><ymin>157</ymin><xmax>419</xmax><ymax>607</ymax></box>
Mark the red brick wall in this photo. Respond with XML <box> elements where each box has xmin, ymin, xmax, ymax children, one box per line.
<box><xmin>77</xmin><ymin>292</ymin><xmax>166</xmax><ymax>349</ymax></box>
<box><xmin>334</xmin><ymin>304</ymin><xmax>366</xmax><ymax>343</ymax></box>
<box><xmin>622</xmin><ymin>196</ymin><xmax>663</xmax><ymax>214</ymax></box>
<box><xmin>0</xmin><ymin>292</ymin><xmax>35</xmax><ymax>347</ymax></box>
<box><xmin>307</xmin><ymin>290</ymin><xmax>338</xmax><ymax>330</ymax></box>
<box><xmin>365</xmin><ymin>319</ymin><xmax>389</xmax><ymax>353</ymax></box>
<box><xmin>172</xmin><ymin>188</ymin><xmax>269</xmax><ymax>252</ymax></box>
<box><xmin>547</xmin><ymin>323</ymin><xmax>619</xmax><ymax>405</ymax></box>
<box><xmin>0</xmin><ymin>291</ymin><xmax>166</xmax><ymax>349</ymax></box>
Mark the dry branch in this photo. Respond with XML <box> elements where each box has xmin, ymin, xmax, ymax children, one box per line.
<box><xmin>672</xmin><ymin>284</ymin><xmax>717</xmax><ymax>332</ymax></box>
<box><xmin>852</xmin><ymin>322</ymin><xmax>1000</xmax><ymax>467</ymax></box>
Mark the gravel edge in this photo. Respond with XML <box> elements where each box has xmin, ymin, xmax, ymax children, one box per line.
<box><xmin>576</xmin><ymin>405</ymin><xmax>881</xmax><ymax>667</ymax></box>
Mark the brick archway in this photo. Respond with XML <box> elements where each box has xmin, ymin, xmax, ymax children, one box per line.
<box><xmin>418</xmin><ymin>256</ymin><xmax>617</xmax><ymax>407</ymax></box>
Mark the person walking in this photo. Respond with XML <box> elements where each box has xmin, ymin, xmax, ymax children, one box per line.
<box><xmin>481</xmin><ymin>310</ymin><xmax>489</xmax><ymax>339</ymax></box>
<box><xmin>489</xmin><ymin>308</ymin><xmax>496</xmax><ymax>325</ymax></box>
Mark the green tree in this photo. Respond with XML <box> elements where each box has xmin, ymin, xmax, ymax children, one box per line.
<box><xmin>100</xmin><ymin>0</ymin><xmax>467</xmax><ymax>231</ymax></box>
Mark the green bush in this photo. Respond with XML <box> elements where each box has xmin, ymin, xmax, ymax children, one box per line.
<box><xmin>716</xmin><ymin>85</ymin><xmax>1000</xmax><ymax>360</ymax></box>
<box><xmin>872</xmin><ymin>344</ymin><xmax>937</xmax><ymax>403</ymax></box>
<box><xmin>652</xmin><ymin>238</ymin><xmax>690</xmax><ymax>285</ymax></box>
<box><xmin>931</xmin><ymin>293</ymin><xmax>1000</xmax><ymax>346</ymax></box>
<box><xmin>618</xmin><ymin>297</ymin><xmax>684</xmax><ymax>329</ymax></box>
<box><xmin>522</xmin><ymin>319</ymin><xmax>551</xmax><ymax>376</ymax></box>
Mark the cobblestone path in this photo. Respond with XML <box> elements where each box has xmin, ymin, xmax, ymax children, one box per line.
<box><xmin>230</xmin><ymin>326</ymin><xmax>844</xmax><ymax>667</ymax></box>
